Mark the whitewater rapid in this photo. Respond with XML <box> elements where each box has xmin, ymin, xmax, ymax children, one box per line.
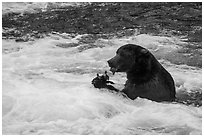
<box><xmin>2</xmin><ymin>33</ymin><xmax>202</xmax><ymax>135</ymax></box>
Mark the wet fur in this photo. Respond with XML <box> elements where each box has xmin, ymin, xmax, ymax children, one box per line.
<box><xmin>107</xmin><ymin>44</ymin><xmax>176</xmax><ymax>102</ymax></box>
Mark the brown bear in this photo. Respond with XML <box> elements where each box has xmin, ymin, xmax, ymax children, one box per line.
<box><xmin>107</xmin><ymin>44</ymin><xmax>176</xmax><ymax>102</ymax></box>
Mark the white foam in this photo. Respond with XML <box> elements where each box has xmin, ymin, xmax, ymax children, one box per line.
<box><xmin>2</xmin><ymin>2</ymin><xmax>86</xmax><ymax>15</ymax></box>
<box><xmin>2</xmin><ymin>34</ymin><xmax>202</xmax><ymax>135</ymax></box>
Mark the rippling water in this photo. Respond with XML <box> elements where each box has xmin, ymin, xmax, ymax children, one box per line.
<box><xmin>2</xmin><ymin>2</ymin><xmax>202</xmax><ymax>135</ymax></box>
<box><xmin>2</xmin><ymin>33</ymin><xmax>202</xmax><ymax>135</ymax></box>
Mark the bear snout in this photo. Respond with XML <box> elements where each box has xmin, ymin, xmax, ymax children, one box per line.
<box><xmin>107</xmin><ymin>56</ymin><xmax>117</xmax><ymax>68</ymax></box>
<box><xmin>107</xmin><ymin>55</ymin><xmax>120</xmax><ymax>74</ymax></box>
<box><xmin>107</xmin><ymin>59</ymin><xmax>113</xmax><ymax>67</ymax></box>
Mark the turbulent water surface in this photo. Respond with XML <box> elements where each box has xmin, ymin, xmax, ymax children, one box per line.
<box><xmin>2</xmin><ymin>33</ymin><xmax>202</xmax><ymax>135</ymax></box>
<box><xmin>2</xmin><ymin>2</ymin><xmax>202</xmax><ymax>135</ymax></box>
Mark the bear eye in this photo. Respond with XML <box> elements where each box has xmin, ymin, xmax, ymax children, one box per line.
<box><xmin>120</xmin><ymin>51</ymin><xmax>132</xmax><ymax>57</ymax></box>
<box><xmin>119</xmin><ymin>52</ymin><xmax>126</xmax><ymax>57</ymax></box>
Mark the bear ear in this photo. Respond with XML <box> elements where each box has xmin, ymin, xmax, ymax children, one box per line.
<box><xmin>140</xmin><ymin>49</ymin><xmax>149</xmax><ymax>57</ymax></box>
<box><xmin>141</xmin><ymin>49</ymin><xmax>148</xmax><ymax>54</ymax></box>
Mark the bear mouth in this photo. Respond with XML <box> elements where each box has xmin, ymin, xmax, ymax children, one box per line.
<box><xmin>110</xmin><ymin>67</ymin><xmax>118</xmax><ymax>75</ymax></box>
